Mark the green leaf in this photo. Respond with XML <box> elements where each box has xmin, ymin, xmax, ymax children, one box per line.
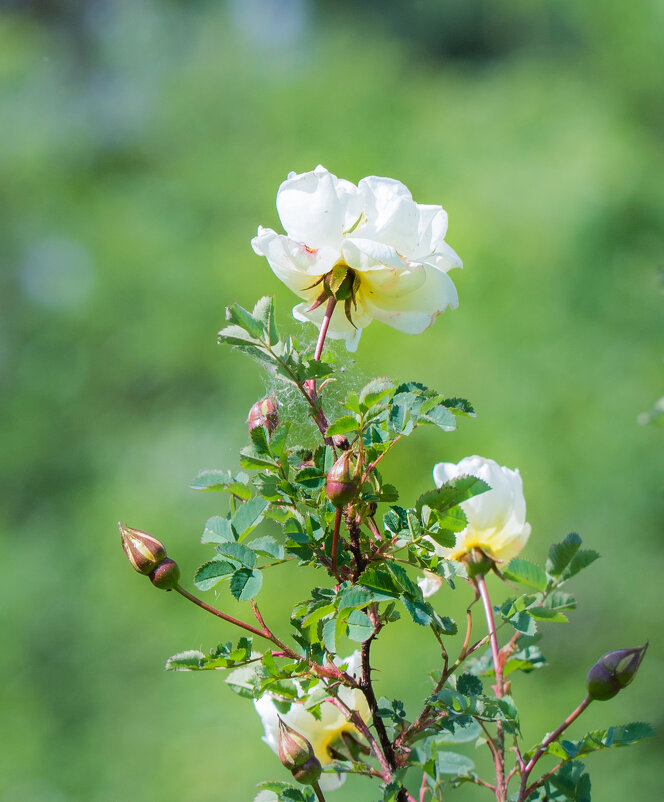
<box><xmin>189</xmin><ymin>469</ymin><xmax>252</xmax><ymax>499</ymax></box>
<box><xmin>503</xmin><ymin>558</ymin><xmax>547</xmax><ymax>592</ymax></box>
<box><xmin>217</xmin><ymin>323</ymin><xmax>262</xmax><ymax>347</ymax></box>
<box><xmin>546</xmin><ymin>534</ymin><xmax>600</xmax><ymax>584</ymax></box>
<box><xmin>230</xmin><ymin>567</ymin><xmax>263</xmax><ymax>600</ymax></box>
<box><xmin>326</xmin><ymin>416</ymin><xmax>359</xmax><ymax>436</ymax></box>
<box><xmin>249</xmin><ymin>536</ymin><xmax>284</xmax><ymax>560</ymax></box>
<box><xmin>415</xmin><ymin>475</ymin><xmax>491</xmax><ymax>515</ymax></box>
<box><xmin>359</xmin><ymin>377</ymin><xmax>395</xmax><ymax>409</ymax></box>
<box><xmin>216</xmin><ymin>541</ymin><xmax>257</xmax><ymax>569</ymax></box>
<box><xmin>239</xmin><ymin>445</ymin><xmax>279</xmax><ymax>470</ymax></box>
<box><xmin>442</xmin><ymin>397</ymin><xmax>476</xmax><ymax>417</ymax></box>
<box><xmin>346</xmin><ymin>609</ymin><xmax>374</xmax><ymax>642</ymax></box>
<box><xmin>421</xmin><ymin>404</ymin><xmax>457</xmax><ymax>431</ymax></box>
<box><xmin>232</xmin><ymin>496</ymin><xmax>269</xmax><ymax>537</ymax></box>
<box><xmin>436</xmin><ymin>751</ymin><xmax>475</xmax><ymax>775</ymax></box>
<box><xmin>165</xmin><ymin>650</ymin><xmax>207</xmax><ymax>670</ymax></box>
<box><xmin>457</xmin><ymin>674</ymin><xmax>483</xmax><ymax>696</ymax></box>
<box><xmin>252</xmin><ymin>296</ymin><xmax>279</xmax><ymax>345</ymax></box>
<box><xmin>337</xmin><ymin>586</ymin><xmax>375</xmax><ymax>610</ymax></box>
<box><xmin>201</xmin><ymin>515</ymin><xmax>235</xmax><ymax>544</ymax></box>
<box><xmin>226</xmin><ymin>302</ymin><xmax>266</xmax><ymax>340</ymax></box>
<box><xmin>510</xmin><ymin>611</ymin><xmax>538</xmax><ymax>635</ymax></box>
<box><xmin>194</xmin><ymin>558</ymin><xmax>236</xmax><ymax>591</ymax></box>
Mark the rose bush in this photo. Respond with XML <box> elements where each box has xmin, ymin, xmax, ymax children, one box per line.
<box><xmin>252</xmin><ymin>165</ymin><xmax>462</xmax><ymax>350</ymax></box>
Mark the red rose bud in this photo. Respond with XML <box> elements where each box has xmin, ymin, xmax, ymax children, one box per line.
<box><xmin>277</xmin><ymin>719</ymin><xmax>322</xmax><ymax>786</ymax></box>
<box><xmin>149</xmin><ymin>558</ymin><xmax>181</xmax><ymax>591</ymax></box>
<box><xmin>119</xmin><ymin>523</ymin><xmax>167</xmax><ymax>575</ymax></box>
<box><xmin>326</xmin><ymin>451</ymin><xmax>360</xmax><ymax>507</ymax></box>
<box><xmin>248</xmin><ymin>396</ymin><xmax>279</xmax><ymax>434</ymax></box>
<box><xmin>586</xmin><ymin>644</ymin><xmax>648</xmax><ymax>701</ymax></box>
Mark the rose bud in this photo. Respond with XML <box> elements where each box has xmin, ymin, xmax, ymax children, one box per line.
<box><xmin>278</xmin><ymin>718</ymin><xmax>322</xmax><ymax>786</ymax></box>
<box><xmin>149</xmin><ymin>558</ymin><xmax>181</xmax><ymax>591</ymax></box>
<box><xmin>586</xmin><ymin>644</ymin><xmax>648</xmax><ymax>701</ymax></box>
<box><xmin>119</xmin><ymin>523</ymin><xmax>167</xmax><ymax>575</ymax></box>
<box><xmin>248</xmin><ymin>395</ymin><xmax>279</xmax><ymax>435</ymax></box>
<box><xmin>326</xmin><ymin>451</ymin><xmax>360</xmax><ymax>507</ymax></box>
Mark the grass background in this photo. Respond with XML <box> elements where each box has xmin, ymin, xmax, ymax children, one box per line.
<box><xmin>0</xmin><ymin>1</ymin><xmax>662</xmax><ymax>799</ymax></box>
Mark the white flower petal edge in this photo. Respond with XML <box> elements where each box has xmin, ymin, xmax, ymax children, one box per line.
<box><xmin>253</xmin><ymin>652</ymin><xmax>370</xmax><ymax>791</ymax></box>
<box><xmin>430</xmin><ymin>455</ymin><xmax>531</xmax><ymax>565</ymax></box>
<box><xmin>252</xmin><ymin>165</ymin><xmax>462</xmax><ymax>350</ymax></box>
<box><xmin>418</xmin><ymin>570</ymin><xmax>444</xmax><ymax>599</ymax></box>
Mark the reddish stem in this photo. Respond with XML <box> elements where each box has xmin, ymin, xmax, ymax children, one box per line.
<box><xmin>314</xmin><ymin>296</ymin><xmax>337</xmax><ymax>361</ymax></box>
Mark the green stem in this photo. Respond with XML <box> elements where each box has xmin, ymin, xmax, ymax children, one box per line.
<box><xmin>312</xmin><ymin>781</ymin><xmax>327</xmax><ymax>802</ymax></box>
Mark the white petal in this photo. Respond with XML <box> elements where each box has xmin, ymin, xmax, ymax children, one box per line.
<box><xmin>425</xmin><ymin>240</ymin><xmax>463</xmax><ymax>272</ymax></box>
<box><xmin>410</xmin><ymin>204</ymin><xmax>449</xmax><ymax>259</ymax></box>
<box><xmin>277</xmin><ymin>165</ymin><xmax>362</xmax><ymax>249</ymax></box>
<box><xmin>252</xmin><ymin>227</ymin><xmax>340</xmax><ymax>289</ymax></box>
<box><xmin>341</xmin><ymin>237</ymin><xmax>407</xmax><ymax>271</ymax></box>
<box><xmin>418</xmin><ymin>571</ymin><xmax>443</xmax><ymax>598</ymax></box>
<box><xmin>359</xmin><ymin>262</ymin><xmax>459</xmax><ymax>334</ymax></box>
<box><xmin>357</xmin><ymin>175</ymin><xmax>420</xmax><ymax>255</ymax></box>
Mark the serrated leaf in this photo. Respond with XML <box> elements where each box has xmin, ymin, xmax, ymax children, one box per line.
<box><xmin>226</xmin><ymin>302</ymin><xmax>265</xmax><ymax>340</ymax></box>
<box><xmin>546</xmin><ymin>533</ymin><xmax>582</xmax><ymax>577</ymax></box>
<box><xmin>252</xmin><ymin>296</ymin><xmax>279</xmax><ymax>345</ymax></box>
<box><xmin>457</xmin><ymin>674</ymin><xmax>483</xmax><ymax>695</ymax></box>
<box><xmin>230</xmin><ymin>567</ymin><xmax>263</xmax><ymax>600</ymax></box>
<box><xmin>326</xmin><ymin>416</ymin><xmax>359</xmax><ymax>437</ymax></box>
<box><xmin>421</xmin><ymin>404</ymin><xmax>457</xmax><ymax>431</ymax></box>
<box><xmin>189</xmin><ymin>469</ymin><xmax>252</xmax><ymax>499</ymax></box>
<box><xmin>359</xmin><ymin>377</ymin><xmax>395</xmax><ymax>409</ymax></box>
<box><xmin>233</xmin><ymin>496</ymin><xmax>269</xmax><ymax>537</ymax></box>
<box><xmin>217</xmin><ymin>323</ymin><xmax>262</xmax><ymax>346</ymax></box>
<box><xmin>201</xmin><ymin>515</ymin><xmax>235</xmax><ymax>544</ymax></box>
<box><xmin>415</xmin><ymin>475</ymin><xmax>490</xmax><ymax>515</ymax></box>
<box><xmin>216</xmin><ymin>541</ymin><xmax>257</xmax><ymax>568</ymax></box>
<box><xmin>503</xmin><ymin>558</ymin><xmax>547</xmax><ymax>592</ymax></box>
<box><xmin>194</xmin><ymin>558</ymin><xmax>236</xmax><ymax>590</ymax></box>
<box><xmin>165</xmin><ymin>650</ymin><xmax>207</xmax><ymax>671</ymax></box>
<box><xmin>346</xmin><ymin>609</ymin><xmax>373</xmax><ymax>642</ymax></box>
<box><xmin>248</xmin><ymin>536</ymin><xmax>284</xmax><ymax>560</ymax></box>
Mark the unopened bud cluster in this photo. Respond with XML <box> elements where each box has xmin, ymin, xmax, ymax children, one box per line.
<box><xmin>119</xmin><ymin>523</ymin><xmax>180</xmax><ymax>591</ymax></box>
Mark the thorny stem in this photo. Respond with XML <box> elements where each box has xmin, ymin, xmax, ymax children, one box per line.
<box><xmin>325</xmin><ymin>695</ymin><xmax>391</xmax><ymax>779</ymax></box>
<box><xmin>476</xmin><ymin>574</ymin><xmax>506</xmax><ymax>802</ymax></box>
<box><xmin>518</xmin><ymin>696</ymin><xmax>592</xmax><ymax>800</ymax></box>
<box><xmin>331</xmin><ymin>507</ymin><xmax>343</xmax><ymax>579</ymax></box>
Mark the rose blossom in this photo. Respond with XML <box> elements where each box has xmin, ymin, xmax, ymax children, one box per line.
<box><xmin>252</xmin><ymin>165</ymin><xmax>462</xmax><ymax>350</ymax></box>
<box><xmin>430</xmin><ymin>455</ymin><xmax>531</xmax><ymax>564</ymax></box>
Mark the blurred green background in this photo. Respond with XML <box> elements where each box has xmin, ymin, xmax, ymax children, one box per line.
<box><xmin>1</xmin><ymin>1</ymin><xmax>662</xmax><ymax>800</ymax></box>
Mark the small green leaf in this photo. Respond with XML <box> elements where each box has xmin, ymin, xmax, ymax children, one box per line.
<box><xmin>503</xmin><ymin>558</ymin><xmax>548</xmax><ymax>592</ymax></box>
<box><xmin>415</xmin><ymin>475</ymin><xmax>490</xmax><ymax>515</ymax></box>
<box><xmin>326</xmin><ymin>416</ymin><xmax>359</xmax><ymax>437</ymax></box>
<box><xmin>194</xmin><ymin>558</ymin><xmax>236</xmax><ymax>591</ymax></box>
<box><xmin>230</xmin><ymin>567</ymin><xmax>263</xmax><ymax>600</ymax></box>
<box><xmin>252</xmin><ymin>296</ymin><xmax>279</xmax><ymax>345</ymax></box>
<box><xmin>201</xmin><ymin>515</ymin><xmax>235</xmax><ymax>544</ymax></box>
<box><xmin>346</xmin><ymin>609</ymin><xmax>373</xmax><ymax>642</ymax></box>
<box><xmin>226</xmin><ymin>302</ymin><xmax>265</xmax><ymax>340</ymax></box>
<box><xmin>233</xmin><ymin>497</ymin><xmax>269</xmax><ymax>537</ymax></box>
<box><xmin>189</xmin><ymin>469</ymin><xmax>252</xmax><ymax>499</ymax></box>
<box><xmin>249</xmin><ymin>536</ymin><xmax>284</xmax><ymax>560</ymax></box>
<box><xmin>216</xmin><ymin>541</ymin><xmax>257</xmax><ymax>569</ymax></box>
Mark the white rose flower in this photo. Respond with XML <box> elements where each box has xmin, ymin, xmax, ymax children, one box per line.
<box><xmin>417</xmin><ymin>570</ymin><xmax>444</xmax><ymax>599</ymax></box>
<box><xmin>254</xmin><ymin>652</ymin><xmax>370</xmax><ymax>791</ymax></box>
<box><xmin>252</xmin><ymin>165</ymin><xmax>462</xmax><ymax>351</ymax></box>
<box><xmin>431</xmin><ymin>455</ymin><xmax>531</xmax><ymax>564</ymax></box>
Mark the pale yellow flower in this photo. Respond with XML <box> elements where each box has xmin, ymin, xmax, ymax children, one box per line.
<box><xmin>252</xmin><ymin>165</ymin><xmax>461</xmax><ymax>351</ymax></box>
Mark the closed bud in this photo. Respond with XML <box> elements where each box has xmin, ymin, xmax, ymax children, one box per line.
<box><xmin>586</xmin><ymin>644</ymin><xmax>648</xmax><ymax>701</ymax></box>
<box><xmin>248</xmin><ymin>396</ymin><xmax>279</xmax><ymax>434</ymax></box>
<box><xmin>278</xmin><ymin>718</ymin><xmax>314</xmax><ymax>770</ymax></box>
<box><xmin>149</xmin><ymin>558</ymin><xmax>181</xmax><ymax>591</ymax></box>
<box><xmin>326</xmin><ymin>451</ymin><xmax>360</xmax><ymax>507</ymax></box>
<box><xmin>277</xmin><ymin>718</ymin><xmax>321</xmax><ymax>785</ymax></box>
<box><xmin>119</xmin><ymin>523</ymin><xmax>167</xmax><ymax>575</ymax></box>
<box><xmin>323</xmin><ymin>264</ymin><xmax>357</xmax><ymax>302</ymax></box>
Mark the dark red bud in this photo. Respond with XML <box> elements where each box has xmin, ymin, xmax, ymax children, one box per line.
<box><xmin>119</xmin><ymin>523</ymin><xmax>167</xmax><ymax>575</ymax></box>
<box><xmin>586</xmin><ymin>644</ymin><xmax>648</xmax><ymax>701</ymax></box>
<box><xmin>326</xmin><ymin>452</ymin><xmax>360</xmax><ymax>507</ymax></box>
<box><xmin>149</xmin><ymin>558</ymin><xmax>181</xmax><ymax>591</ymax></box>
<box><xmin>248</xmin><ymin>396</ymin><xmax>279</xmax><ymax>434</ymax></box>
